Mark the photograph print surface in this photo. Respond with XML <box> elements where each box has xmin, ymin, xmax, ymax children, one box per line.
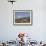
<box><xmin>13</xmin><ymin>10</ymin><xmax>32</xmax><ymax>25</ymax></box>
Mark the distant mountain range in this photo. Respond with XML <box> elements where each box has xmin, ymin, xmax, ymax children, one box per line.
<box><xmin>15</xmin><ymin>17</ymin><xmax>30</xmax><ymax>23</ymax></box>
<box><xmin>15</xmin><ymin>16</ymin><xmax>30</xmax><ymax>19</ymax></box>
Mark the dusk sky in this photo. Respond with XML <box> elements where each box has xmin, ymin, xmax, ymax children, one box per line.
<box><xmin>15</xmin><ymin>12</ymin><xmax>31</xmax><ymax>19</ymax></box>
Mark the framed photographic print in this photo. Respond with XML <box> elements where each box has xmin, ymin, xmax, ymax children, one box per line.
<box><xmin>13</xmin><ymin>10</ymin><xmax>33</xmax><ymax>25</ymax></box>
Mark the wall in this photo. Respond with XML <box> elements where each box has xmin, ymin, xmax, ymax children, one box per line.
<box><xmin>0</xmin><ymin>0</ymin><xmax>46</xmax><ymax>42</ymax></box>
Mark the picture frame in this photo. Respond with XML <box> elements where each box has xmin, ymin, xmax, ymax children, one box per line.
<box><xmin>13</xmin><ymin>10</ymin><xmax>33</xmax><ymax>25</ymax></box>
